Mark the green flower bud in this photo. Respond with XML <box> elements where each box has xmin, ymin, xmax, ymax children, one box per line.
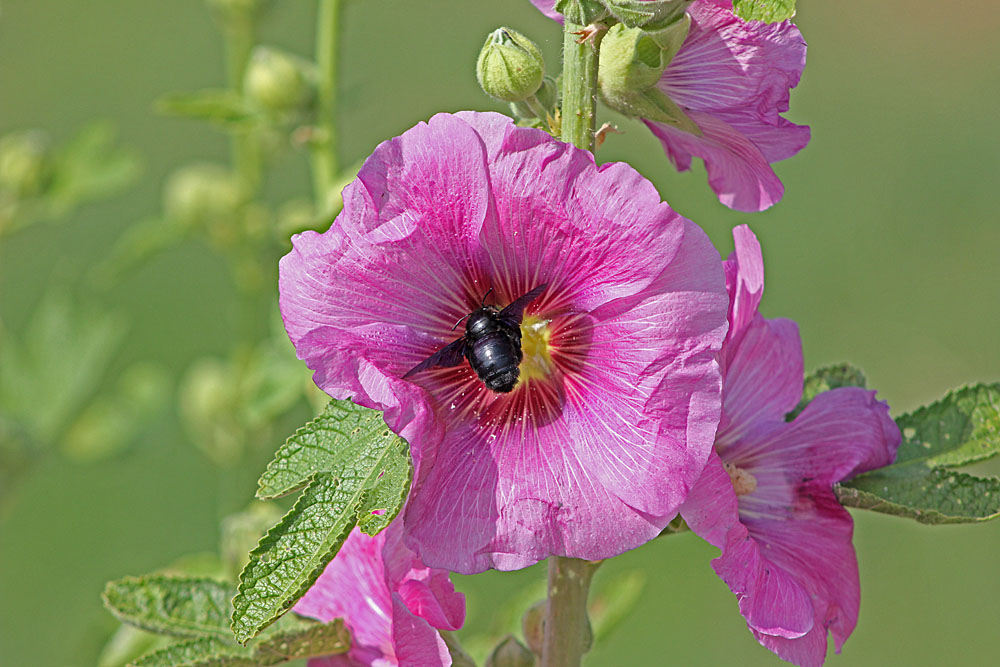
<box><xmin>0</xmin><ymin>130</ymin><xmax>53</xmax><ymax>198</ymax></box>
<box><xmin>163</xmin><ymin>163</ymin><xmax>244</xmax><ymax>230</ymax></box>
<box><xmin>244</xmin><ymin>46</ymin><xmax>317</xmax><ymax>115</ymax></box>
<box><xmin>484</xmin><ymin>635</ymin><xmax>535</xmax><ymax>667</ymax></box>
<box><xmin>602</xmin><ymin>0</ymin><xmax>694</xmax><ymax>30</ymax></box>
<box><xmin>598</xmin><ymin>21</ymin><xmax>701</xmax><ymax>135</ymax></box>
<box><xmin>477</xmin><ymin>28</ymin><xmax>545</xmax><ymax>103</ymax></box>
<box><xmin>554</xmin><ymin>0</ymin><xmax>609</xmax><ymax>25</ymax></box>
<box><xmin>521</xmin><ymin>600</ymin><xmax>547</xmax><ymax>656</ymax></box>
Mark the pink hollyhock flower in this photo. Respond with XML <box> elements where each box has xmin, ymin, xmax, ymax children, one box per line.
<box><xmin>279</xmin><ymin>111</ymin><xmax>729</xmax><ymax>573</ymax></box>
<box><xmin>531</xmin><ymin>0</ymin><xmax>810</xmax><ymax>211</ymax></box>
<box><xmin>678</xmin><ymin>225</ymin><xmax>900</xmax><ymax>667</ymax></box>
<box><xmin>294</xmin><ymin>524</ymin><xmax>465</xmax><ymax>667</ymax></box>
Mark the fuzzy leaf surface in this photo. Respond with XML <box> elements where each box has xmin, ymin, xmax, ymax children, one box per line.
<box><xmin>733</xmin><ymin>0</ymin><xmax>796</xmax><ymax>23</ymax></box>
<box><xmin>233</xmin><ymin>404</ymin><xmax>411</xmax><ymax>642</ymax></box>
<box><xmin>126</xmin><ymin>618</ymin><xmax>348</xmax><ymax>667</ymax></box>
<box><xmin>102</xmin><ymin>576</ymin><xmax>233</xmax><ymax>639</ymax></box>
<box><xmin>894</xmin><ymin>383</ymin><xmax>1000</xmax><ymax>467</ymax></box>
<box><xmin>256</xmin><ymin>398</ymin><xmax>402</xmax><ymax>500</ymax></box>
<box><xmin>127</xmin><ymin>637</ymin><xmax>254</xmax><ymax>667</ymax></box>
<box><xmin>837</xmin><ymin>464</ymin><xmax>1000</xmax><ymax>524</ymax></box>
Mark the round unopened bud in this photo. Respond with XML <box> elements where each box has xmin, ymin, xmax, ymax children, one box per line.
<box><xmin>163</xmin><ymin>163</ymin><xmax>244</xmax><ymax>230</ymax></box>
<box><xmin>477</xmin><ymin>28</ymin><xmax>545</xmax><ymax>103</ymax></box>
<box><xmin>521</xmin><ymin>600</ymin><xmax>546</xmax><ymax>656</ymax></box>
<box><xmin>0</xmin><ymin>130</ymin><xmax>53</xmax><ymax>197</ymax></box>
<box><xmin>484</xmin><ymin>635</ymin><xmax>534</xmax><ymax>667</ymax></box>
<box><xmin>244</xmin><ymin>46</ymin><xmax>316</xmax><ymax>115</ymax></box>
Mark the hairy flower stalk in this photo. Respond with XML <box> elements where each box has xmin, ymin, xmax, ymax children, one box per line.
<box><xmin>679</xmin><ymin>226</ymin><xmax>901</xmax><ymax>666</ymax></box>
<box><xmin>279</xmin><ymin>111</ymin><xmax>728</xmax><ymax>578</ymax></box>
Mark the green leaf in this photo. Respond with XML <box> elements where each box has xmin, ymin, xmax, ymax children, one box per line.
<box><xmin>0</xmin><ymin>292</ymin><xmax>124</xmax><ymax>445</ymax></box>
<box><xmin>733</xmin><ymin>0</ymin><xmax>796</xmax><ymax>23</ymax></box>
<box><xmin>256</xmin><ymin>399</ymin><xmax>403</xmax><ymax>500</ymax></box>
<box><xmin>837</xmin><ymin>383</ymin><xmax>1000</xmax><ymax>524</ymax></box>
<box><xmin>156</xmin><ymin>90</ymin><xmax>256</xmax><ymax>127</ymax></box>
<box><xmin>894</xmin><ymin>383</ymin><xmax>1000</xmax><ymax>467</ymax></box>
<box><xmin>836</xmin><ymin>464</ymin><xmax>1000</xmax><ymax>524</ymax></box>
<box><xmin>48</xmin><ymin>122</ymin><xmax>141</xmax><ymax>212</ymax></box>
<box><xmin>102</xmin><ymin>576</ymin><xmax>233</xmax><ymax>639</ymax></box>
<box><xmin>128</xmin><ymin>637</ymin><xmax>255</xmax><ymax>667</ymax></box>
<box><xmin>253</xmin><ymin>617</ymin><xmax>350</xmax><ymax>665</ymax></box>
<box><xmin>127</xmin><ymin>618</ymin><xmax>349</xmax><ymax>667</ymax></box>
<box><xmin>233</xmin><ymin>400</ymin><xmax>411</xmax><ymax>642</ymax></box>
<box><xmin>787</xmin><ymin>362</ymin><xmax>867</xmax><ymax>421</ymax></box>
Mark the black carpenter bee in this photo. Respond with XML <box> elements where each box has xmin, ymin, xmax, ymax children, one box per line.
<box><xmin>403</xmin><ymin>284</ymin><xmax>548</xmax><ymax>393</ymax></box>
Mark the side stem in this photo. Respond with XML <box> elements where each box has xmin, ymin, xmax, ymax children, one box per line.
<box><xmin>224</xmin><ymin>17</ymin><xmax>260</xmax><ymax>192</ymax></box>
<box><xmin>559</xmin><ymin>22</ymin><xmax>602</xmax><ymax>151</ymax></box>
<box><xmin>541</xmin><ymin>557</ymin><xmax>601</xmax><ymax>667</ymax></box>
<box><xmin>312</xmin><ymin>0</ymin><xmax>341</xmax><ymax>212</ymax></box>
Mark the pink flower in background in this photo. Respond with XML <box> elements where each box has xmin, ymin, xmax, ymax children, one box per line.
<box><xmin>679</xmin><ymin>226</ymin><xmax>900</xmax><ymax>666</ymax></box>
<box><xmin>531</xmin><ymin>0</ymin><xmax>810</xmax><ymax>211</ymax></box>
<box><xmin>279</xmin><ymin>111</ymin><xmax>729</xmax><ymax>573</ymax></box>
<box><xmin>295</xmin><ymin>525</ymin><xmax>465</xmax><ymax>667</ymax></box>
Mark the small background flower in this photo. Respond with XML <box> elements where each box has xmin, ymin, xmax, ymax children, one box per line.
<box><xmin>679</xmin><ymin>225</ymin><xmax>901</xmax><ymax>667</ymax></box>
<box><xmin>294</xmin><ymin>524</ymin><xmax>465</xmax><ymax>667</ymax></box>
<box><xmin>530</xmin><ymin>0</ymin><xmax>810</xmax><ymax>211</ymax></box>
<box><xmin>279</xmin><ymin>111</ymin><xmax>729</xmax><ymax>573</ymax></box>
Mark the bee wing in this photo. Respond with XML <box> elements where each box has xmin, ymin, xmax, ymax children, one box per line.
<box><xmin>498</xmin><ymin>283</ymin><xmax>548</xmax><ymax>328</ymax></box>
<box><xmin>402</xmin><ymin>337</ymin><xmax>467</xmax><ymax>379</ymax></box>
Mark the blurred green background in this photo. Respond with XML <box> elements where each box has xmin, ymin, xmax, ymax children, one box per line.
<box><xmin>1</xmin><ymin>1</ymin><xmax>998</xmax><ymax>665</ymax></box>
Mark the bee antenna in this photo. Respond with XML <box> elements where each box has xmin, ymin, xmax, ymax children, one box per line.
<box><xmin>451</xmin><ymin>312</ymin><xmax>471</xmax><ymax>331</ymax></box>
<box><xmin>480</xmin><ymin>287</ymin><xmax>494</xmax><ymax>307</ymax></box>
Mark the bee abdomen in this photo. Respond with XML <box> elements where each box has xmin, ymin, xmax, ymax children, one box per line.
<box><xmin>467</xmin><ymin>331</ymin><xmax>522</xmax><ymax>393</ymax></box>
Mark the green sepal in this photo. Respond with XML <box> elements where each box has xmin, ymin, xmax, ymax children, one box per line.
<box><xmin>102</xmin><ymin>575</ymin><xmax>233</xmax><ymax>639</ymax></box>
<box><xmin>597</xmin><ymin>22</ymin><xmax>700</xmax><ymax>134</ymax></box>
<box><xmin>232</xmin><ymin>400</ymin><xmax>411</xmax><ymax>642</ymax></box>
<box><xmin>733</xmin><ymin>0</ymin><xmax>797</xmax><ymax>23</ymax></box>
<box><xmin>156</xmin><ymin>90</ymin><xmax>256</xmax><ymax>127</ymax></box>
<box><xmin>787</xmin><ymin>363</ymin><xmax>868</xmax><ymax>421</ymax></box>
<box><xmin>602</xmin><ymin>0</ymin><xmax>693</xmax><ymax>31</ymax></box>
<box><xmin>837</xmin><ymin>383</ymin><xmax>1000</xmax><ymax>524</ymax></box>
<box><xmin>476</xmin><ymin>28</ymin><xmax>546</xmax><ymax>103</ymax></box>
<box><xmin>553</xmin><ymin>0</ymin><xmax>609</xmax><ymax>25</ymax></box>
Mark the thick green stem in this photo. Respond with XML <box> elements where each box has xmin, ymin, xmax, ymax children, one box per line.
<box><xmin>312</xmin><ymin>0</ymin><xmax>341</xmax><ymax>212</ymax></box>
<box><xmin>560</xmin><ymin>23</ymin><xmax>602</xmax><ymax>151</ymax></box>
<box><xmin>224</xmin><ymin>18</ymin><xmax>260</xmax><ymax>192</ymax></box>
<box><xmin>541</xmin><ymin>557</ymin><xmax>601</xmax><ymax>667</ymax></box>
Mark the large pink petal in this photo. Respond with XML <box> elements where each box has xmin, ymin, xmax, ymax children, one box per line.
<box><xmin>663</xmin><ymin>1</ymin><xmax>806</xmax><ymax>121</ymax></box>
<box><xmin>390</xmin><ymin>594</ymin><xmax>453</xmax><ymax>667</ymax></box>
<box><xmin>645</xmin><ymin>112</ymin><xmax>785</xmax><ymax>212</ymax></box>
<box><xmin>681</xmin><ymin>452</ymin><xmax>815</xmax><ymax>641</ymax></box>
<box><xmin>735</xmin><ymin>387</ymin><xmax>901</xmax><ymax>483</ymax></box>
<box><xmin>295</xmin><ymin>529</ymin><xmax>393</xmax><ymax>658</ymax></box>
<box><xmin>743</xmin><ymin>488</ymin><xmax>861</xmax><ymax>667</ymax></box>
<box><xmin>717</xmin><ymin>315</ymin><xmax>803</xmax><ymax>446</ymax></box>
<box><xmin>722</xmin><ymin>224</ymin><xmax>765</xmax><ymax>348</ymax></box>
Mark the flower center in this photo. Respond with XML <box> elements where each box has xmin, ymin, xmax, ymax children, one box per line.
<box><xmin>723</xmin><ymin>460</ymin><xmax>758</xmax><ymax>496</ymax></box>
<box><xmin>518</xmin><ymin>314</ymin><xmax>554</xmax><ymax>384</ymax></box>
